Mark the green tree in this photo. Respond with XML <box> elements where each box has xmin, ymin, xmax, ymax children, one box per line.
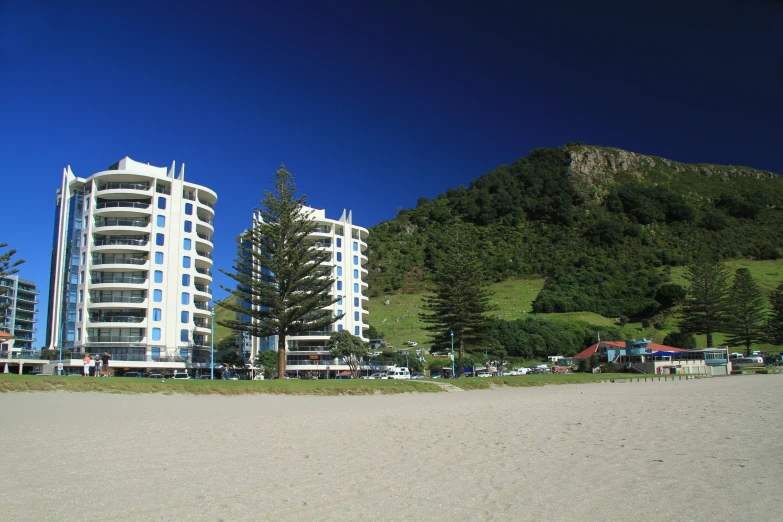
<box><xmin>0</xmin><ymin>243</ymin><xmax>24</xmax><ymax>311</ymax></box>
<box><xmin>419</xmin><ymin>228</ymin><xmax>495</xmax><ymax>372</ymax></box>
<box><xmin>219</xmin><ymin>165</ymin><xmax>339</xmax><ymax>379</ymax></box>
<box><xmin>725</xmin><ymin>269</ymin><xmax>767</xmax><ymax>355</ymax></box>
<box><xmin>327</xmin><ymin>331</ymin><xmax>368</xmax><ymax>379</ymax></box>
<box><xmin>662</xmin><ymin>331</ymin><xmax>697</xmax><ymax>350</ymax></box>
<box><xmin>679</xmin><ymin>255</ymin><xmax>730</xmax><ymax>348</ymax></box>
<box><xmin>257</xmin><ymin>350</ymin><xmax>279</xmax><ymax>379</ymax></box>
<box><xmin>768</xmin><ymin>282</ymin><xmax>783</xmax><ymax>346</ymax></box>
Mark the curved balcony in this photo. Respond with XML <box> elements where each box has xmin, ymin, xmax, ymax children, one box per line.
<box><xmin>91</xmin><ymin>258</ymin><xmax>148</xmax><ymax>270</ymax></box>
<box><xmin>94</xmin><ymin>201</ymin><xmax>151</xmax><ymax>217</ymax></box>
<box><xmin>196</xmin><ymin>215</ymin><xmax>214</xmax><ymax>233</ymax></box>
<box><xmin>194</xmin><ymin>284</ymin><xmax>212</xmax><ymax>298</ymax></box>
<box><xmin>194</xmin><ymin>267</ymin><xmax>212</xmax><ymax>283</ymax></box>
<box><xmin>94</xmin><ymin>218</ymin><xmax>150</xmax><ymax>231</ymax></box>
<box><xmin>97</xmin><ymin>182</ymin><xmax>151</xmax><ymax>198</ymax></box>
<box><xmin>310</xmin><ymin>225</ymin><xmax>332</xmax><ymax>238</ymax></box>
<box><xmin>195</xmin><ymin>250</ymin><xmax>213</xmax><ymax>268</ymax></box>
<box><xmin>89</xmin><ymin>315</ymin><xmax>147</xmax><ymax>328</ymax></box>
<box><xmin>89</xmin><ymin>295</ymin><xmax>147</xmax><ymax>308</ymax></box>
<box><xmin>90</xmin><ymin>276</ymin><xmax>147</xmax><ymax>290</ymax></box>
<box><xmin>195</xmin><ymin>233</ymin><xmax>213</xmax><ymax>249</ymax></box>
<box><xmin>86</xmin><ymin>335</ymin><xmax>145</xmax><ymax>344</ymax></box>
<box><xmin>92</xmin><ymin>238</ymin><xmax>149</xmax><ymax>252</ymax></box>
<box><xmin>197</xmin><ymin>199</ymin><xmax>215</xmax><ymax>217</ymax></box>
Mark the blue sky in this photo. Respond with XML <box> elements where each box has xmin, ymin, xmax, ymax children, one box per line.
<box><xmin>1</xmin><ymin>0</ymin><xmax>781</xmax><ymax>344</ymax></box>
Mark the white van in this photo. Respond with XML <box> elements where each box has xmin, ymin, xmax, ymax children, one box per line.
<box><xmin>386</xmin><ymin>367</ymin><xmax>411</xmax><ymax>380</ymax></box>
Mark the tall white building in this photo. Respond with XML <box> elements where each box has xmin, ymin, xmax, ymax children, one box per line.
<box><xmin>46</xmin><ymin>157</ymin><xmax>217</xmax><ymax>374</ymax></box>
<box><xmin>245</xmin><ymin>206</ymin><xmax>369</xmax><ymax>377</ymax></box>
<box><xmin>0</xmin><ymin>275</ymin><xmax>40</xmax><ymax>352</ymax></box>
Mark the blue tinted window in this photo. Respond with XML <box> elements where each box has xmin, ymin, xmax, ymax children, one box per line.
<box><xmin>157</xmin><ymin>215</ymin><xmax>165</xmax><ymax>228</ymax></box>
<box><xmin>182</xmin><ymin>274</ymin><xmax>190</xmax><ymax>286</ymax></box>
<box><xmin>353</xmin><ymin>255</ymin><xmax>358</xmax><ymax>265</ymax></box>
<box><xmin>155</xmin><ymin>252</ymin><xmax>164</xmax><ymax>264</ymax></box>
<box><xmin>180</xmin><ymin>348</ymin><xmax>188</xmax><ymax>359</ymax></box>
<box><xmin>153</xmin><ymin>309</ymin><xmax>161</xmax><ymax>321</ymax></box>
<box><xmin>336</xmin><ymin>266</ymin><xmax>342</xmax><ymax>276</ymax></box>
<box><xmin>353</xmin><ymin>241</ymin><xmax>358</xmax><ymax>251</ymax></box>
<box><xmin>185</xmin><ymin>203</ymin><xmax>193</xmax><ymax>215</ymax></box>
<box><xmin>336</xmin><ymin>252</ymin><xmax>342</xmax><ymax>262</ymax></box>
<box><xmin>337</xmin><ymin>296</ymin><xmax>343</xmax><ymax>306</ymax></box>
<box><xmin>338</xmin><ymin>324</ymin><xmax>343</xmax><ymax>332</ymax></box>
<box><xmin>184</xmin><ymin>220</ymin><xmax>192</xmax><ymax>233</ymax></box>
<box><xmin>181</xmin><ymin>292</ymin><xmax>189</xmax><ymax>305</ymax></box>
<box><xmin>354</xmin><ymin>297</ymin><xmax>359</xmax><ymax>307</ymax></box>
<box><xmin>151</xmin><ymin>347</ymin><xmax>160</xmax><ymax>360</ymax></box>
<box><xmin>153</xmin><ymin>289</ymin><xmax>162</xmax><ymax>302</ymax></box>
<box><xmin>354</xmin><ymin>283</ymin><xmax>359</xmax><ymax>292</ymax></box>
<box><xmin>336</xmin><ymin>238</ymin><xmax>342</xmax><ymax>248</ymax></box>
<box><xmin>183</xmin><ymin>256</ymin><xmax>191</xmax><ymax>268</ymax></box>
<box><xmin>181</xmin><ymin>311</ymin><xmax>189</xmax><ymax>323</ymax></box>
<box><xmin>336</xmin><ymin>280</ymin><xmax>342</xmax><ymax>291</ymax></box>
<box><xmin>354</xmin><ymin>269</ymin><xmax>358</xmax><ymax>278</ymax></box>
<box><xmin>337</xmin><ymin>309</ymin><xmax>343</xmax><ymax>317</ymax></box>
<box><xmin>354</xmin><ymin>311</ymin><xmax>359</xmax><ymax>321</ymax></box>
<box><xmin>156</xmin><ymin>233</ymin><xmax>165</xmax><ymax>246</ymax></box>
<box><xmin>183</xmin><ymin>238</ymin><xmax>191</xmax><ymax>251</ymax></box>
<box><xmin>154</xmin><ymin>270</ymin><xmax>163</xmax><ymax>283</ymax></box>
<box><xmin>157</xmin><ymin>197</ymin><xmax>166</xmax><ymax>210</ymax></box>
<box><xmin>152</xmin><ymin>328</ymin><xmax>161</xmax><ymax>341</ymax></box>
<box><xmin>180</xmin><ymin>330</ymin><xmax>188</xmax><ymax>342</ymax></box>
<box><xmin>354</xmin><ymin>326</ymin><xmax>360</xmax><ymax>335</ymax></box>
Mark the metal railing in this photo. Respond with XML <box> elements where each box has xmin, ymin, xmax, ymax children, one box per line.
<box><xmin>90</xmin><ymin>316</ymin><xmax>145</xmax><ymax>324</ymax></box>
<box><xmin>197</xmin><ymin>216</ymin><xmax>214</xmax><ymax>225</ymax></box>
<box><xmin>194</xmin><ymin>284</ymin><xmax>212</xmax><ymax>294</ymax></box>
<box><xmin>198</xmin><ymin>199</ymin><xmax>214</xmax><ymax>208</ymax></box>
<box><xmin>91</xmin><ymin>276</ymin><xmax>146</xmax><ymax>285</ymax></box>
<box><xmin>196</xmin><ymin>250</ymin><xmax>212</xmax><ymax>259</ymax></box>
<box><xmin>0</xmin><ymin>350</ymin><xmax>42</xmax><ymax>360</ymax></box>
<box><xmin>196</xmin><ymin>233</ymin><xmax>212</xmax><ymax>242</ymax></box>
<box><xmin>194</xmin><ymin>302</ymin><xmax>209</xmax><ymax>310</ymax></box>
<box><xmin>312</xmin><ymin>226</ymin><xmax>331</xmax><ymax>234</ymax></box>
<box><xmin>156</xmin><ymin>185</ymin><xmax>171</xmax><ymax>195</ymax></box>
<box><xmin>16</xmin><ymin>295</ymin><xmax>39</xmax><ymax>303</ymax></box>
<box><xmin>195</xmin><ymin>268</ymin><xmax>212</xmax><ymax>276</ymax></box>
<box><xmin>95</xmin><ymin>218</ymin><xmax>149</xmax><ymax>228</ymax></box>
<box><xmin>94</xmin><ymin>238</ymin><xmax>148</xmax><ymax>247</ymax></box>
<box><xmin>91</xmin><ymin>296</ymin><xmax>145</xmax><ymax>304</ymax></box>
<box><xmin>92</xmin><ymin>257</ymin><xmax>146</xmax><ymax>265</ymax></box>
<box><xmin>95</xmin><ymin>201</ymin><xmax>150</xmax><ymax>210</ymax></box>
<box><xmin>183</xmin><ymin>193</ymin><xmax>196</xmax><ymax>201</ymax></box>
<box><xmin>99</xmin><ymin>182</ymin><xmax>150</xmax><ymax>191</ymax></box>
<box><xmin>87</xmin><ymin>336</ymin><xmax>144</xmax><ymax>343</ymax></box>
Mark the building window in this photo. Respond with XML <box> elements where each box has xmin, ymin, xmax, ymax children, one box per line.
<box><xmin>353</xmin><ymin>255</ymin><xmax>358</xmax><ymax>265</ymax></box>
<box><xmin>184</xmin><ymin>220</ymin><xmax>192</xmax><ymax>233</ymax></box>
<box><xmin>181</xmin><ymin>311</ymin><xmax>189</xmax><ymax>323</ymax></box>
<box><xmin>180</xmin><ymin>329</ymin><xmax>189</xmax><ymax>342</ymax></box>
<box><xmin>151</xmin><ymin>347</ymin><xmax>160</xmax><ymax>360</ymax></box>
<box><xmin>182</xmin><ymin>274</ymin><xmax>190</xmax><ymax>286</ymax></box>
<box><xmin>154</xmin><ymin>270</ymin><xmax>163</xmax><ymax>283</ymax></box>
<box><xmin>155</xmin><ymin>252</ymin><xmax>164</xmax><ymax>264</ymax></box>
<box><xmin>338</xmin><ymin>324</ymin><xmax>343</xmax><ymax>332</ymax></box>
<box><xmin>81</xmin><ymin>252</ymin><xmax>86</xmax><ymax>264</ymax></box>
<box><xmin>353</xmin><ymin>241</ymin><xmax>358</xmax><ymax>251</ymax></box>
<box><xmin>157</xmin><ymin>197</ymin><xmax>166</xmax><ymax>210</ymax></box>
<box><xmin>183</xmin><ymin>238</ymin><xmax>191</xmax><ymax>251</ymax></box>
<box><xmin>354</xmin><ymin>297</ymin><xmax>359</xmax><ymax>307</ymax></box>
<box><xmin>153</xmin><ymin>289</ymin><xmax>162</xmax><ymax>302</ymax></box>
<box><xmin>79</xmin><ymin>290</ymin><xmax>83</xmax><ymax>303</ymax></box>
<box><xmin>181</xmin><ymin>292</ymin><xmax>189</xmax><ymax>305</ymax></box>
<box><xmin>354</xmin><ymin>326</ymin><xmax>360</xmax><ymax>335</ymax></box>
<box><xmin>336</xmin><ymin>266</ymin><xmax>342</xmax><ymax>276</ymax></box>
<box><xmin>336</xmin><ymin>238</ymin><xmax>342</xmax><ymax>248</ymax></box>
<box><xmin>337</xmin><ymin>309</ymin><xmax>343</xmax><ymax>317</ymax></box>
<box><xmin>80</xmin><ymin>271</ymin><xmax>84</xmax><ymax>284</ymax></box>
<box><xmin>157</xmin><ymin>215</ymin><xmax>165</xmax><ymax>228</ymax></box>
<box><xmin>336</xmin><ymin>280</ymin><xmax>342</xmax><ymax>291</ymax></box>
<box><xmin>354</xmin><ymin>269</ymin><xmax>358</xmax><ymax>278</ymax></box>
<box><xmin>183</xmin><ymin>256</ymin><xmax>191</xmax><ymax>268</ymax></box>
<box><xmin>336</xmin><ymin>252</ymin><xmax>342</xmax><ymax>262</ymax></box>
<box><xmin>354</xmin><ymin>283</ymin><xmax>359</xmax><ymax>292</ymax></box>
<box><xmin>76</xmin><ymin>329</ymin><xmax>81</xmax><ymax>341</ymax></box>
<box><xmin>354</xmin><ymin>311</ymin><xmax>360</xmax><ymax>321</ymax></box>
<box><xmin>152</xmin><ymin>328</ymin><xmax>161</xmax><ymax>341</ymax></box>
<box><xmin>153</xmin><ymin>309</ymin><xmax>161</xmax><ymax>321</ymax></box>
<box><xmin>78</xmin><ymin>309</ymin><xmax>82</xmax><ymax>322</ymax></box>
<box><xmin>185</xmin><ymin>203</ymin><xmax>193</xmax><ymax>215</ymax></box>
<box><xmin>337</xmin><ymin>296</ymin><xmax>343</xmax><ymax>306</ymax></box>
<box><xmin>156</xmin><ymin>233</ymin><xmax>165</xmax><ymax>246</ymax></box>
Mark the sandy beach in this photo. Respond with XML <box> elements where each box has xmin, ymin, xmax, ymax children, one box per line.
<box><xmin>1</xmin><ymin>376</ymin><xmax>782</xmax><ymax>521</ymax></box>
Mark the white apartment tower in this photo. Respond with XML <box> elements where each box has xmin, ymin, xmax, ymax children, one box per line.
<box><xmin>46</xmin><ymin>157</ymin><xmax>217</xmax><ymax>373</ymax></box>
<box><xmin>246</xmin><ymin>206</ymin><xmax>369</xmax><ymax>376</ymax></box>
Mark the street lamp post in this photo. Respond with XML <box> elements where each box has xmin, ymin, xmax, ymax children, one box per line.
<box><xmin>210</xmin><ymin>310</ymin><xmax>215</xmax><ymax>380</ymax></box>
<box><xmin>450</xmin><ymin>330</ymin><xmax>455</xmax><ymax>378</ymax></box>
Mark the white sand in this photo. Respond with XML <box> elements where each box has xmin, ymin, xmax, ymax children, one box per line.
<box><xmin>1</xmin><ymin>376</ymin><xmax>782</xmax><ymax>521</ymax></box>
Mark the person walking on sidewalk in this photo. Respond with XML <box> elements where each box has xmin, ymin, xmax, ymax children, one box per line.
<box><xmin>83</xmin><ymin>354</ymin><xmax>91</xmax><ymax>377</ymax></box>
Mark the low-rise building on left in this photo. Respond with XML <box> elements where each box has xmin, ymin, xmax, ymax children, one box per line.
<box><xmin>0</xmin><ymin>275</ymin><xmax>40</xmax><ymax>353</ymax></box>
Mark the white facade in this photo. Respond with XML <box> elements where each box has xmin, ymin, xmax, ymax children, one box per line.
<box><xmin>47</xmin><ymin>157</ymin><xmax>216</xmax><ymax>372</ymax></box>
<box><xmin>247</xmin><ymin>206</ymin><xmax>369</xmax><ymax>376</ymax></box>
<box><xmin>0</xmin><ymin>275</ymin><xmax>39</xmax><ymax>352</ymax></box>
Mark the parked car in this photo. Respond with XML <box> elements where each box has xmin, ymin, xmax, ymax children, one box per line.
<box><xmin>147</xmin><ymin>373</ymin><xmax>164</xmax><ymax>379</ymax></box>
<box><xmin>410</xmin><ymin>373</ymin><xmax>426</xmax><ymax>379</ymax></box>
<box><xmin>123</xmin><ymin>371</ymin><xmax>141</xmax><ymax>378</ymax></box>
<box><xmin>404</xmin><ymin>341</ymin><xmax>418</xmax><ymax>347</ymax></box>
<box><xmin>476</xmin><ymin>372</ymin><xmax>491</xmax><ymax>378</ymax></box>
<box><xmin>198</xmin><ymin>375</ymin><xmax>212</xmax><ymax>379</ymax></box>
<box><xmin>367</xmin><ymin>372</ymin><xmax>388</xmax><ymax>379</ymax></box>
<box><xmin>171</xmin><ymin>372</ymin><xmax>191</xmax><ymax>380</ymax></box>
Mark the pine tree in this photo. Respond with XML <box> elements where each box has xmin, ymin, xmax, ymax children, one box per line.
<box><xmin>766</xmin><ymin>282</ymin><xmax>783</xmax><ymax>346</ymax></box>
<box><xmin>678</xmin><ymin>254</ymin><xmax>729</xmax><ymax>348</ymax></box>
<box><xmin>0</xmin><ymin>243</ymin><xmax>25</xmax><ymax>312</ymax></box>
<box><xmin>724</xmin><ymin>269</ymin><xmax>767</xmax><ymax>355</ymax></box>
<box><xmin>419</xmin><ymin>228</ymin><xmax>495</xmax><ymax>375</ymax></box>
<box><xmin>219</xmin><ymin>165</ymin><xmax>338</xmax><ymax>379</ymax></box>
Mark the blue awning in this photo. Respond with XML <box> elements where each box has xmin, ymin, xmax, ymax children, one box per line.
<box><xmin>650</xmin><ymin>351</ymin><xmax>681</xmax><ymax>357</ymax></box>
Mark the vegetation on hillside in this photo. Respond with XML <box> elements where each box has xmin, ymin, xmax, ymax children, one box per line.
<box><xmin>367</xmin><ymin>145</ymin><xmax>783</xmax><ymax>325</ymax></box>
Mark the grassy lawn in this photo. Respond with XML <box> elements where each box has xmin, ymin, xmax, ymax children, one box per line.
<box><xmin>0</xmin><ymin>375</ymin><xmax>443</xmax><ymax>395</ymax></box>
<box><xmin>444</xmin><ymin>372</ymin><xmax>700</xmax><ymax>390</ymax></box>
